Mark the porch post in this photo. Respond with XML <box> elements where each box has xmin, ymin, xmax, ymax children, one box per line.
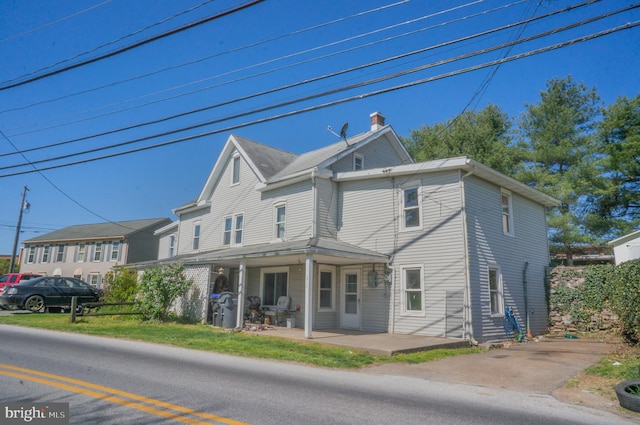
<box><xmin>236</xmin><ymin>260</ymin><xmax>246</xmax><ymax>329</ymax></box>
<box><xmin>304</xmin><ymin>254</ymin><xmax>313</xmax><ymax>338</ymax></box>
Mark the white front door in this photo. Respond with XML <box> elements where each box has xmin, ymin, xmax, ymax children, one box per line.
<box><xmin>341</xmin><ymin>268</ymin><xmax>361</xmax><ymax>329</ymax></box>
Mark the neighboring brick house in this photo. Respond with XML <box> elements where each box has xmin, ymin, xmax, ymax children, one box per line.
<box><xmin>21</xmin><ymin>218</ymin><xmax>171</xmax><ymax>287</ymax></box>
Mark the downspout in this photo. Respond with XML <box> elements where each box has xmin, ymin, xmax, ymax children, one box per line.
<box><xmin>460</xmin><ymin>167</ymin><xmax>479</xmax><ymax>346</ymax></box>
<box><xmin>311</xmin><ymin>170</ymin><xmax>317</xmax><ymax>238</ymax></box>
<box><xmin>523</xmin><ymin>260</ymin><xmax>532</xmax><ymax>340</ymax></box>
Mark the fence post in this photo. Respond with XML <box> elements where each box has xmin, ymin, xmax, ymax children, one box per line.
<box><xmin>70</xmin><ymin>296</ymin><xmax>77</xmax><ymax>323</ymax></box>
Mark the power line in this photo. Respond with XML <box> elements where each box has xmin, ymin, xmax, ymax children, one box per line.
<box><xmin>0</xmin><ymin>0</ymin><xmax>265</xmax><ymax>91</ymax></box>
<box><xmin>0</xmin><ymin>0</ymin><xmax>590</xmax><ymax>157</ymax></box>
<box><xmin>1</xmin><ymin>19</ymin><xmax>636</xmax><ymax>179</ymax></box>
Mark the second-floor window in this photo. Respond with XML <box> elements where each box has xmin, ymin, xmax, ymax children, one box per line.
<box><xmin>76</xmin><ymin>243</ymin><xmax>86</xmax><ymax>262</ymax></box>
<box><xmin>193</xmin><ymin>223</ymin><xmax>201</xmax><ymax>250</ymax></box>
<box><xmin>234</xmin><ymin>214</ymin><xmax>243</xmax><ymax>245</ymax></box>
<box><xmin>93</xmin><ymin>243</ymin><xmax>103</xmax><ymax>262</ymax></box>
<box><xmin>56</xmin><ymin>244</ymin><xmax>65</xmax><ymax>262</ymax></box>
<box><xmin>401</xmin><ymin>185</ymin><xmax>421</xmax><ymax>230</ymax></box>
<box><xmin>26</xmin><ymin>246</ymin><xmax>36</xmax><ymax>264</ymax></box>
<box><xmin>501</xmin><ymin>189</ymin><xmax>514</xmax><ymax>236</ymax></box>
<box><xmin>223</xmin><ymin>214</ymin><xmax>244</xmax><ymax>246</ymax></box>
<box><xmin>274</xmin><ymin>204</ymin><xmax>286</xmax><ymax>240</ymax></box>
<box><xmin>110</xmin><ymin>241</ymin><xmax>121</xmax><ymax>261</ymax></box>
<box><xmin>41</xmin><ymin>245</ymin><xmax>51</xmax><ymax>263</ymax></box>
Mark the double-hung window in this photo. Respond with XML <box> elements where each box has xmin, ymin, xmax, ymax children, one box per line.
<box><xmin>353</xmin><ymin>153</ymin><xmax>364</xmax><ymax>170</ymax></box>
<box><xmin>223</xmin><ymin>214</ymin><xmax>243</xmax><ymax>246</ymax></box>
<box><xmin>56</xmin><ymin>244</ymin><xmax>66</xmax><ymax>262</ymax></box>
<box><xmin>110</xmin><ymin>241</ymin><xmax>121</xmax><ymax>261</ymax></box>
<box><xmin>76</xmin><ymin>243</ymin><xmax>86</xmax><ymax>262</ymax></box>
<box><xmin>488</xmin><ymin>265</ymin><xmax>503</xmax><ymax>316</ymax></box>
<box><xmin>26</xmin><ymin>246</ymin><xmax>36</xmax><ymax>264</ymax></box>
<box><xmin>274</xmin><ymin>204</ymin><xmax>286</xmax><ymax>240</ymax></box>
<box><xmin>41</xmin><ymin>245</ymin><xmax>51</xmax><ymax>263</ymax></box>
<box><xmin>501</xmin><ymin>189</ymin><xmax>514</xmax><ymax>236</ymax></box>
<box><xmin>401</xmin><ymin>184</ymin><xmax>422</xmax><ymax>230</ymax></box>
<box><xmin>402</xmin><ymin>265</ymin><xmax>424</xmax><ymax>314</ymax></box>
<box><xmin>93</xmin><ymin>243</ymin><xmax>103</xmax><ymax>262</ymax></box>
<box><xmin>261</xmin><ymin>267</ymin><xmax>288</xmax><ymax>306</ymax></box>
<box><xmin>193</xmin><ymin>222</ymin><xmax>201</xmax><ymax>250</ymax></box>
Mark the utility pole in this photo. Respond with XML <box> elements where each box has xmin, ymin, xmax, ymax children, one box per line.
<box><xmin>10</xmin><ymin>185</ymin><xmax>29</xmax><ymax>273</ymax></box>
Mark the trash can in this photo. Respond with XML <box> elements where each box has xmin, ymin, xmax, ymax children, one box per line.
<box><xmin>218</xmin><ymin>292</ymin><xmax>237</xmax><ymax>329</ymax></box>
<box><xmin>209</xmin><ymin>293</ymin><xmax>222</xmax><ymax>327</ymax></box>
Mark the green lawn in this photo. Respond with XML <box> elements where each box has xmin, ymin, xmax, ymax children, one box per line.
<box><xmin>0</xmin><ymin>313</ymin><xmax>481</xmax><ymax>368</ymax></box>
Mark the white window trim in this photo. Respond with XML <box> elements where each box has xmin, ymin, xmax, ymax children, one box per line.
<box><xmin>55</xmin><ymin>244</ymin><xmax>66</xmax><ymax>263</ymax></box>
<box><xmin>93</xmin><ymin>242</ymin><xmax>103</xmax><ymax>262</ymax></box>
<box><xmin>169</xmin><ymin>235</ymin><xmax>176</xmax><ymax>257</ymax></box>
<box><xmin>501</xmin><ymin>188</ymin><xmax>515</xmax><ymax>236</ymax></box>
<box><xmin>488</xmin><ymin>264</ymin><xmax>504</xmax><ymax>317</ymax></box>
<box><xmin>193</xmin><ymin>222</ymin><xmax>201</xmax><ymax>251</ymax></box>
<box><xmin>317</xmin><ymin>265</ymin><xmax>336</xmax><ymax>312</ymax></box>
<box><xmin>231</xmin><ymin>153</ymin><xmax>241</xmax><ymax>186</ymax></box>
<box><xmin>353</xmin><ymin>153</ymin><xmax>364</xmax><ymax>170</ymax></box>
<box><xmin>77</xmin><ymin>243</ymin><xmax>86</xmax><ymax>263</ymax></box>
<box><xmin>400</xmin><ymin>264</ymin><xmax>425</xmax><ymax>316</ymax></box>
<box><xmin>234</xmin><ymin>213</ymin><xmax>244</xmax><ymax>246</ymax></box>
<box><xmin>109</xmin><ymin>241</ymin><xmax>121</xmax><ymax>262</ymax></box>
<box><xmin>26</xmin><ymin>246</ymin><xmax>36</xmax><ymax>264</ymax></box>
<box><xmin>399</xmin><ymin>182</ymin><xmax>423</xmax><ymax>232</ymax></box>
<box><xmin>222</xmin><ymin>216</ymin><xmax>232</xmax><ymax>246</ymax></box>
<box><xmin>41</xmin><ymin>245</ymin><xmax>51</xmax><ymax>263</ymax></box>
<box><xmin>259</xmin><ymin>266</ymin><xmax>289</xmax><ymax>307</ymax></box>
<box><xmin>273</xmin><ymin>202</ymin><xmax>286</xmax><ymax>241</ymax></box>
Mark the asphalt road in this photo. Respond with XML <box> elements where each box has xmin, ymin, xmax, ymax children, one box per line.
<box><xmin>0</xmin><ymin>325</ymin><xmax>632</xmax><ymax>425</ymax></box>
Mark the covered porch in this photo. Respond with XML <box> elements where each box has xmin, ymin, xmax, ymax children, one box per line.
<box><xmin>179</xmin><ymin>237</ymin><xmax>391</xmax><ymax>339</ymax></box>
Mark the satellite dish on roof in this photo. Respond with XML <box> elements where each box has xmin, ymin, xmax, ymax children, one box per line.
<box><xmin>339</xmin><ymin>122</ymin><xmax>348</xmax><ymax>139</ymax></box>
<box><xmin>327</xmin><ymin>122</ymin><xmax>350</xmax><ymax>146</ymax></box>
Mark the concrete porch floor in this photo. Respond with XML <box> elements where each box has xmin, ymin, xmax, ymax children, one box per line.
<box><xmin>241</xmin><ymin>325</ymin><xmax>470</xmax><ymax>356</ymax></box>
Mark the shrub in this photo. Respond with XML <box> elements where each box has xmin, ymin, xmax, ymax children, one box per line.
<box><xmin>609</xmin><ymin>259</ymin><xmax>640</xmax><ymax>345</ymax></box>
<box><xmin>102</xmin><ymin>268</ymin><xmax>139</xmax><ymax>303</ymax></box>
<box><xmin>137</xmin><ymin>264</ymin><xmax>193</xmax><ymax>322</ymax></box>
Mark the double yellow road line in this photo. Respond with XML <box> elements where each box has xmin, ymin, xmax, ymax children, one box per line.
<box><xmin>0</xmin><ymin>363</ymin><xmax>250</xmax><ymax>425</ymax></box>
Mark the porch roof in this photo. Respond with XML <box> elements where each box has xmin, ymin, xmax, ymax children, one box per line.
<box><xmin>141</xmin><ymin>237</ymin><xmax>389</xmax><ymax>268</ymax></box>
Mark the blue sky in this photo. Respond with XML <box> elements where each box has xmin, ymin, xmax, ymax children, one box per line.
<box><xmin>0</xmin><ymin>0</ymin><xmax>638</xmax><ymax>256</ymax></box>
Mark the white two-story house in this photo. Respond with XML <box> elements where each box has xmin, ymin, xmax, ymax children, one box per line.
<box><xmin>151</xmin><ymin>112</ymin><xmax>558</xmax><ymax>343</ymax></box>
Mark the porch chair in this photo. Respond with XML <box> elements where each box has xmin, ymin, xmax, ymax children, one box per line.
<box><xmin>264</xmin><ymin>296</ymin><xmax>291</xmax><ymax>326</ymax></box>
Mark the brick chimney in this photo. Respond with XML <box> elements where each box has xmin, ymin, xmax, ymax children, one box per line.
<box><xmin>370</xmin><ymin>112</ymin><xmax>385</xmax><ymax>131</ymax></box>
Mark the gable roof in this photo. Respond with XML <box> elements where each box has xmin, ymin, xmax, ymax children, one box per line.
<box><xmin>23</xmin><ymin>218</ymin><xmax>172</xmax><ymax>244</ymax></box>
<box><xmin>609</xmin><ymin>229</ymin><xmax>640</xmax><ymax>247</ymax></box>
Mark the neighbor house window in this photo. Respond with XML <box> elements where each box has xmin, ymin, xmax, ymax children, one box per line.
<box><xmin>193</xmin><ymin>222</ymin><xmax>201</xmax><ymax>250</ymax></box>
<box><xmin>353</xmin><ymin>153</ymin><xmax>364</xmax><ymax>170</ymax></box>
<box><xmin>501</xmin><ymin>189</ymin><xmax>514</xmax><ymax>236</ymax></box>
<box><xmin>318</xmin><ymin>266</ymin><xmax>335</xmax><ymax>311</ymax></box>
<box><xmin>402</xmin><ymin>266</ymin><xmax>424</xmax><ymax>314</ymax></box>
<box><xmin>93</xmin><ymin>243</ymin><xmax>103</xmax><ymax>262</ymax></box>
<box><xmin>169</xmin><ymin>235</ymin><xmax>175</xmax><ymax>257</ymax></box>
<box><xmin>274</xmin><ymin>204</ymin><xmax>286</xmax><ymax>240</ymax></box>
<box><xmin>41</xmin><ymin>245</ymin><xmax>51</xmax><ymax>263</ymax></box>
<box><xmin>261</xmin><ymin>267</ymin><xmax>288</xmax><ymax>306</ymax></box>
<box><xmin>26</xmin><ymin>246</ymin><xmax>36</xmax><ymax>264</ymax></box>
<box><xmin>110</xmin><ymin>241</ymin><xmax>121</xmax><ymax>261</ymax></box>
<box><xmin>88</xmin><ymin>273</ymin><xmax>101</xmax><ymax>287</ymax></box>
<box><xmin>401</xmin><ymin>184</ymin><xmax>421</xmax><ymax>230</ymax></box>
<box><xmin>231</xmin><ymin>154</ymin><xmax>240</xmax><ymax>185</ymax></box>
<box><xmin>76</xmin><ymin>243</ymin><xmax>86</xmax><ymax>262</ymax></box>
<box><xmin>55</xmin><ymin>244</ymin><xmax>66</xmax><ymax>262</ymax></box>
<box><xmin>489</xmin><ymin>266</ymin><xmax>503</xmax><ymax>316</ymax></box>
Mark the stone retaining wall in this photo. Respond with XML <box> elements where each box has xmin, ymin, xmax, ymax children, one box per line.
<box><xmin>548</xmin><ymin>266</ymin><xmax>619</xmax><ymax>334</ymax></box>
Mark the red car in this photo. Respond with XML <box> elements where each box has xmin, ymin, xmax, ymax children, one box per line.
<box><xmin>0</xmin><ymin>273</ymin><xmax>42</xmax><ymax>290</ymax></box>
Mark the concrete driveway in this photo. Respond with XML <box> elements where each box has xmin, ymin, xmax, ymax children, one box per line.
<box><xmin>363</xmin><ymin>336</ymin><xmax>615</xmax><ymax>394</ymax></box>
